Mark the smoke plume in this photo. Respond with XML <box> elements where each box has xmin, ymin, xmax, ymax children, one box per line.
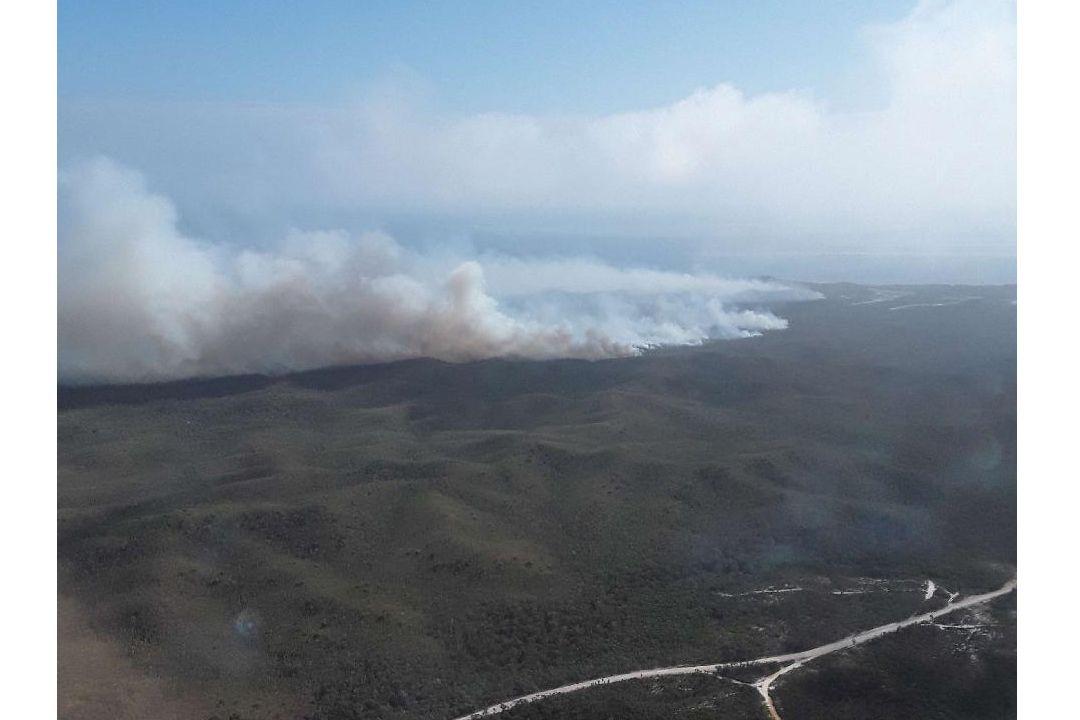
<box><xmin>58</xmin><ymin>158</ymin><xmax>818</xmax><ymax>383</ymax></box>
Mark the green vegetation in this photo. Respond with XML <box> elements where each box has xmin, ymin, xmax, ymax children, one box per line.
<box><xmin>58</xmin><ymin>284</ymin><xmax>1016</xmax><ymax>719</ymax></box>
<box><xmin>776</xmin><ymin>597</ymin><xmax>1017</xmax><ymax>719</ymax></box>
<box><xmin>498</xmin><ymin>675</ymin><xmax>763</xmax><ymax>720</ymax></box>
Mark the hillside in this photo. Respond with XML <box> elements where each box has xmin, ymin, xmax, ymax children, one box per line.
<box><xmin>58</xmin><ymin>283</ymin><xmax>1016</xmax><ymax>720</ymax></box>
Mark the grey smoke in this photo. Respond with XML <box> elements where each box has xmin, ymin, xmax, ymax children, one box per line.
<box><xmin>58</xmin><ymin>158</ymin><xmax>818</xmax><ymax>383</ymax></box>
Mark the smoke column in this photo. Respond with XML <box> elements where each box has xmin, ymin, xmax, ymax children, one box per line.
<box><xmin>58</xmin><ymin>158</ymin><xmax>819</xmax><ymax>384</ymax></box>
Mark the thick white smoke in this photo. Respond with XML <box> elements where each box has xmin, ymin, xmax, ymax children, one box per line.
<box><xmin>58</xmin><ymin>158</ymin><xmax>818</xmax><ymax>383</ymax></box>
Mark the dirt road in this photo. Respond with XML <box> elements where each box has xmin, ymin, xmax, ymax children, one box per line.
<box><xmin>449</xmin><ymin>577</ymin><xmax>1016</xmax><ymax>720</ymax></box>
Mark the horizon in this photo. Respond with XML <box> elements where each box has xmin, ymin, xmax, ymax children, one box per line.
<box><xmin>58</xmin><ymin>0</ymin><xmax>1016</xmax><ymax>383</ymax></box>
<box><xmin>54</xmin><ymin>5</ymin><xmax>1022</xmax><ymax>720</ymax></box>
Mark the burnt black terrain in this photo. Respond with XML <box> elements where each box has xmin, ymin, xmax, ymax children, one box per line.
<box><xmin>58</xmin><ymin>283</ymin><xmax>1016</xmax><ymax>720</ymax></box>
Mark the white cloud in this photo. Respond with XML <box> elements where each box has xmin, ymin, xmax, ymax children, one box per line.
<box><xmin>56</xmin><ymin>1</ymin><xmax>1015</xmax><ymax>381</ymax></box>
<box><xmin>59</xmin><ymin>0</ymin><xmax>1015</xmax><ymax>254</ymax></box>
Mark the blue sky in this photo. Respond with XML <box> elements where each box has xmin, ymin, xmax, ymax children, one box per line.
<box><xmin>58</xmin><ymin>1</ymin><xmax>1015</xmax><ymax>285</ymax></box>
<box><xmin>57</xmin><ymin>1</ymin><xmax>1016</xmax><ymax>382</ymax></box>
<box><xmin>60</xmin><ymin>0</ymin><xmax>913</xmax><ymax>114</ymax></box>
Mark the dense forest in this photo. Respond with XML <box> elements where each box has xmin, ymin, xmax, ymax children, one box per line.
<box><xmin>58</xmin><ymin>284</ymin><xmax>1016</xmax><ymax>720</ymax></box>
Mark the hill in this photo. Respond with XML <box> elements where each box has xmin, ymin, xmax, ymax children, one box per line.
<box><xmin>58</xmin><ymin>283</ymin><xmax>1016</xmax><ymax>720</ymax></box>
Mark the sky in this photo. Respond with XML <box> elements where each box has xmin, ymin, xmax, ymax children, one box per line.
<box><xmin>60</xmin><ymin>1</ymin><xmax>916</xmax><ymax>114</ymax></box>
<box><xmin>59</xmin><ymin>1</ymin><xmax>1015</xmax><ymax>274</ymax></box>
<box><xmin>57</xmin><ymin>1</ymin><xmax>1017</xmax><ymax>381</ymax></box>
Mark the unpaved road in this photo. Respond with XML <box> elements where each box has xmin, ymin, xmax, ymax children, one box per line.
<box><xmin>449</xmin><ymin>578</ymin><xmax>1016</xmax><ymax>720</ymax></box>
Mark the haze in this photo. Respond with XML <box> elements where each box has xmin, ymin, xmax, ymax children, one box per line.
<box><xmin>58</xmin><ymin>0</ymin><xmax>1016</xmax><ymax>381</ymax></box>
